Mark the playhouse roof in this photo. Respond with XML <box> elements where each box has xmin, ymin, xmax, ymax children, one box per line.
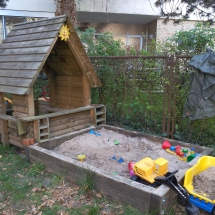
<box><xmin>0</xmin><ymin>15</ymin><xmax>102</xmax><ymax>95</ymax></box>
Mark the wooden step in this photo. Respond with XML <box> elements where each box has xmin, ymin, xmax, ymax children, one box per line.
<box><xmin>40</xmin><ymin>139</ymin><xmax>49</xmax><ymax>143</ymax></box>
<box><xmin>96</xmin><ymin>111</ymin><xmax>105</xmax><ymax>115</ymax></box>
<box><xmin>40</xmin><ymin>125</ymin><xmax>48</xmax><ymax>129</ymax></box>
<box><xmin>40</xmin><ymin>132</ymin><xmax>49</xmax><ymax>137</ymax></box>
<box><xmin>96</xmin><ymin>118</ymin><xmax>105</xmax><ymax>123</ymax></box>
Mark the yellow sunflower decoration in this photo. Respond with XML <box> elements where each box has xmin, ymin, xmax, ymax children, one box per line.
<box><xmin>59</xmin><ymin>25</ymin><xmax>70</xmax><ymax>41</ymax></box>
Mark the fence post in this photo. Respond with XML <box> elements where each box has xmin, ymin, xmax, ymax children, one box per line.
<box><xmin>162</xmin><ymin>55</ymin><xmax>177</xmax><ymax>138</ymax></box>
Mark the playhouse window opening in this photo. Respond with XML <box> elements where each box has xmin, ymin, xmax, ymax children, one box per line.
<box><xmin>4</xmin><ymin>93</ymin><xmax>13</xmax><ymax>116</ymax></box>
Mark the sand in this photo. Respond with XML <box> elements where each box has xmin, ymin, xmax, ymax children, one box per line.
<box><xmin>193</xmin><ymin>166</ymin><xmax>215</xmax><ymax>200</ymax></box>
<box><xmin>53</xmin><ymin>128</ymin><xmax>193</xmax><ymax>179</ymax></box>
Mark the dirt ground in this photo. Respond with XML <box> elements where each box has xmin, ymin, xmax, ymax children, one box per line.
<box><xmin>53</xmin><ymin>128</ymin><xmax>195</xmax><ymax>179</ymax></box>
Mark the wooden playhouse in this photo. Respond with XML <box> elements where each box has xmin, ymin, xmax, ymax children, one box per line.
<box><xmin>0</xmin><ymin>15</ymin><xmax>106</xmax><ymax>148</ymax></box>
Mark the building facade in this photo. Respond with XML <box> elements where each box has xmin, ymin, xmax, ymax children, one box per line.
<box><xmin>0</xmin><ymin>0</ymin><xmax>208</xmax><ymax>48</ymax></box>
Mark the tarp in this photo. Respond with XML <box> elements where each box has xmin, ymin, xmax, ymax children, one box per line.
<box><xmin>183</xmin><ymin>48</ymin><xmax>215</xmax><ymax>120</ymax></box>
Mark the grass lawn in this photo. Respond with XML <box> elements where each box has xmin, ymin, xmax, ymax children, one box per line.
<box><xmin>0</xmin><ymin>144</ymin><xmax>185</xmax><ymax>215</ymax></box>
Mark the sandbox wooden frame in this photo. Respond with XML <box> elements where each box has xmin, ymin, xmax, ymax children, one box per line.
<box><xmin>26</xmin><ymin>125</ymin><xmax>213</xmax><ymax>215</ymax></box>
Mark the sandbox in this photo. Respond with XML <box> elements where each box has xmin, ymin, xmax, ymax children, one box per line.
<box><xmin>26</xmin><ymin>125</ymin><xmax>213</xmax><ymax>214</ymax></box>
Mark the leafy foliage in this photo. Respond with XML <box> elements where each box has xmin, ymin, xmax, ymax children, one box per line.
<box><xmin>157</xmin><ymin>22</ymin><xmax>215</xmax><ymax>55</ymax></box>
<box><xmin>76</xmin><ymin>27</ymin><xmax>126</xmax><ymax>56</ymax></box>
<box><xmin>0</xmin><ymin>0</ymin><xmax>9</xmax><ymax>8</ymax></box>
<box><xmin>155</xmin><ymin>0</ymin><xmax>215</xmax><ymax>24</ymax></box>
<box><xmin>33</xmin><ymin>76</ymin><xmax>49</xmax><ymax>99</ymax></box>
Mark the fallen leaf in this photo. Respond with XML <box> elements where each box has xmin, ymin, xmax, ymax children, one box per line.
<box><xmin>40</xmin><ymin>202</ymin><xmax>46</xmax><ymax>207</ymax></box>
<box><xmin>32</xmin><ymin>187</ymin><xmax>41</xmax><ymax>192</ymax></box>
<box><xmin>96</xmin><ymin>193</ymin><xmax>102</xmax><ymax>198</ymax></box>
<box><xmin>17</xmin><ymin>174</ymin><xmax>24</xmax><ymax>178</ymax></box>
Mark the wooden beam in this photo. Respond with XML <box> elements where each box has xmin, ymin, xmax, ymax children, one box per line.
<box><xmin>0</xmin><ymin>93</ymin><xmax>9</xmax><ymax>145</ymax></box>
<box><xmin>34</xmin><ymin>120</ymin><xmax>40</xmax><ymax>143</ymax></box>
<box><xmin>0</xmin><ymin>113</ymin><xmax>16</xmax><ymax>121</ymax></box>
<box><xmin>49</xmin><ymin>68</ymin><xmax>56</xmax><ymax>107</ymax></box>
<box><xmin>27</xmin><ymin>88</ymin><xmax>35</xmax><ymax>116</ymax></box>
<box><xmin>16</xmin><ymin>119</ymin><xmax>26</xmax><ymax>135</ymax></box>
<box><xmin>90</xmin><ymin>109</ymin><xmax>97</xmax><ymax>127</ymax></box>
<box><xmin>83</xmin><ymin>73</ymin><xmax>91</xmax><ymax>106</ymax></box>
<box><xmin>20</xmin><ymin>106</ymin><xmax>95</xmax><ymax>122</ymax></box>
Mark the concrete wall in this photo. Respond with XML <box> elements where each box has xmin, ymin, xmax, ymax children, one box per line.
<box><xmin>0</xmin><ymin>0</ymin><xmax>56</xmax><ymax>17</ymax></box>
<box><xmin>78</xmin><ymin>22</ymin><xmax>146</xmax><ymax>49</ymax></box>
<box><xmin>156</xmin><ymin>19</ymin><xmax>197</xmax><ymax>41</ymax></box>
<box><xmin>76</xmin><ymin>0</ymin><xmax>160</xmax><ymax>16</ymax></box>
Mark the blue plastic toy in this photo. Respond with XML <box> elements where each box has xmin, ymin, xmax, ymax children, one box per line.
<box><xmin>89</xmin><ymin>129</ymin><xmax>101</xmax><ymax>136</ymax></box>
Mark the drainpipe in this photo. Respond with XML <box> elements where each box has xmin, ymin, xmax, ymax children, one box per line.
<box><xmin>2</xmin><ymin>16</ymin><xmax>7</xmax><ymax>39</ymax></box>
<box><xmin>145</xmin><ymin>23</ymin><xmax>148</xmax><ymax>51</ymax></box>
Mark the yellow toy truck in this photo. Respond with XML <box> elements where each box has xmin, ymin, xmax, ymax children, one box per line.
<box><xmin>132</xmin><ymin>157</ymin><xmax>168</xmax><ymax>185</ymax></box>
<box><xmin>130</xmin><ymin>157</ymin><xmax>199</xmax><ymax>215</ymax></box>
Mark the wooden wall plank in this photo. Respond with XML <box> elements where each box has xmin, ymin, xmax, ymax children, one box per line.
<box><xmin>8</xmin><ymin>120</ymin><xmax>17</xmax><ymax>129</ymax></box>
<box><xmin>50</xmin><ymin>118</ymin><xmax>91</xmax><ymax>133</ymax></box>
<box><xmin>56</xmin><ymin>84</ymin><xmax>83</xmax><ymax>90</ymax></box>
<box><xmin>49</xmin><ymin>111</ymin><xmax>88</xmax><ymax>122</ymax></box>
<box><xmin>50</xmin><ymin>122</ymin><xmax>91</xmax><ymax>138</ymax></box>
<box><xmin>56</xmin><ymin>98</ymin><xmax>84</xmax><ymax>107</ymax></box>
<box><xmin>12</xmin><ymin>99</ymin><xmax>28</xmax><ymax>107</ymax></box>
<box><xmin>48</xmin><ymin>56</ymin><xmax>78</xmax><ymax>63</ymax></box>
<box><xmin>12</xmin><ymin>111</ymin><xmax>29</xmax><ymax>118</ymax></box>
<box><xmin>48</xmin><ymin>62</ymin><xmax>81</xmax><ymax>70</ymax></box>
<box><xmin>9</xmin><ymin>138</ymin><xmax>23</xmax><ymax>148</ymax></box>
<box><xmin>49</xmin><ymin>111</ymin><xmax>90</xmax><ymax>126</ymax></box>
<box><xmin>38</xmin><ymin>98</ymin><xmax>50</xmax><ymax>104</ymax></box>
<box><xmin>56</xmin><ymin>81</ymin><xmax>83</xmax><ymax>87</ymax></box>
<box><xmin>0</xmin><ymin>46</ymin><xmax>50</xmax><ymax>55</ymax></box>
<box><xmin>52</xmin><ymin>49</ymin><xmax>73</xmax><ymax>56</ymax></box>
<box><xmin>13</xmin><ymin>106</ymin><xmax>29</xmax><ymax>114</ymax></box>
<box><xmin>56</xmin><ymin>89</ymin><xmax>83</xmax><ymax>97</ymax></box>
<box><xmin>9</xmin><ymin>134</ymin><xmax>22</xmax><ymax>142</ymax></box>
<box><xmin>56</xmin><ymin>93</ymin><xmax>83</xmax><ymax>102</ymax></box>
<box><xmin>55</xmin><ymin>74</ymin><xmax>82</xmax><ymax>79</ymax></box>
<box><xmin>12</xmin><ymin>94</ymin><xmax>28</xmax><ymax>101</ymax></box>
<box><xmin>38</xmin><ymin>103</ymin><xmax>50</xmax><ymax>109</ymax></box>
<box><xmin>8</xmin><ymin>127</ymin><xmax>18</xmax><ymax>137</ymax></box>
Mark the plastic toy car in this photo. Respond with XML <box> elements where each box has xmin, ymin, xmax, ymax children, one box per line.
<box><xmin>184</xmin><ymin>156</ymin><xmax>215</xmax><ymax>214</ymax></box>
